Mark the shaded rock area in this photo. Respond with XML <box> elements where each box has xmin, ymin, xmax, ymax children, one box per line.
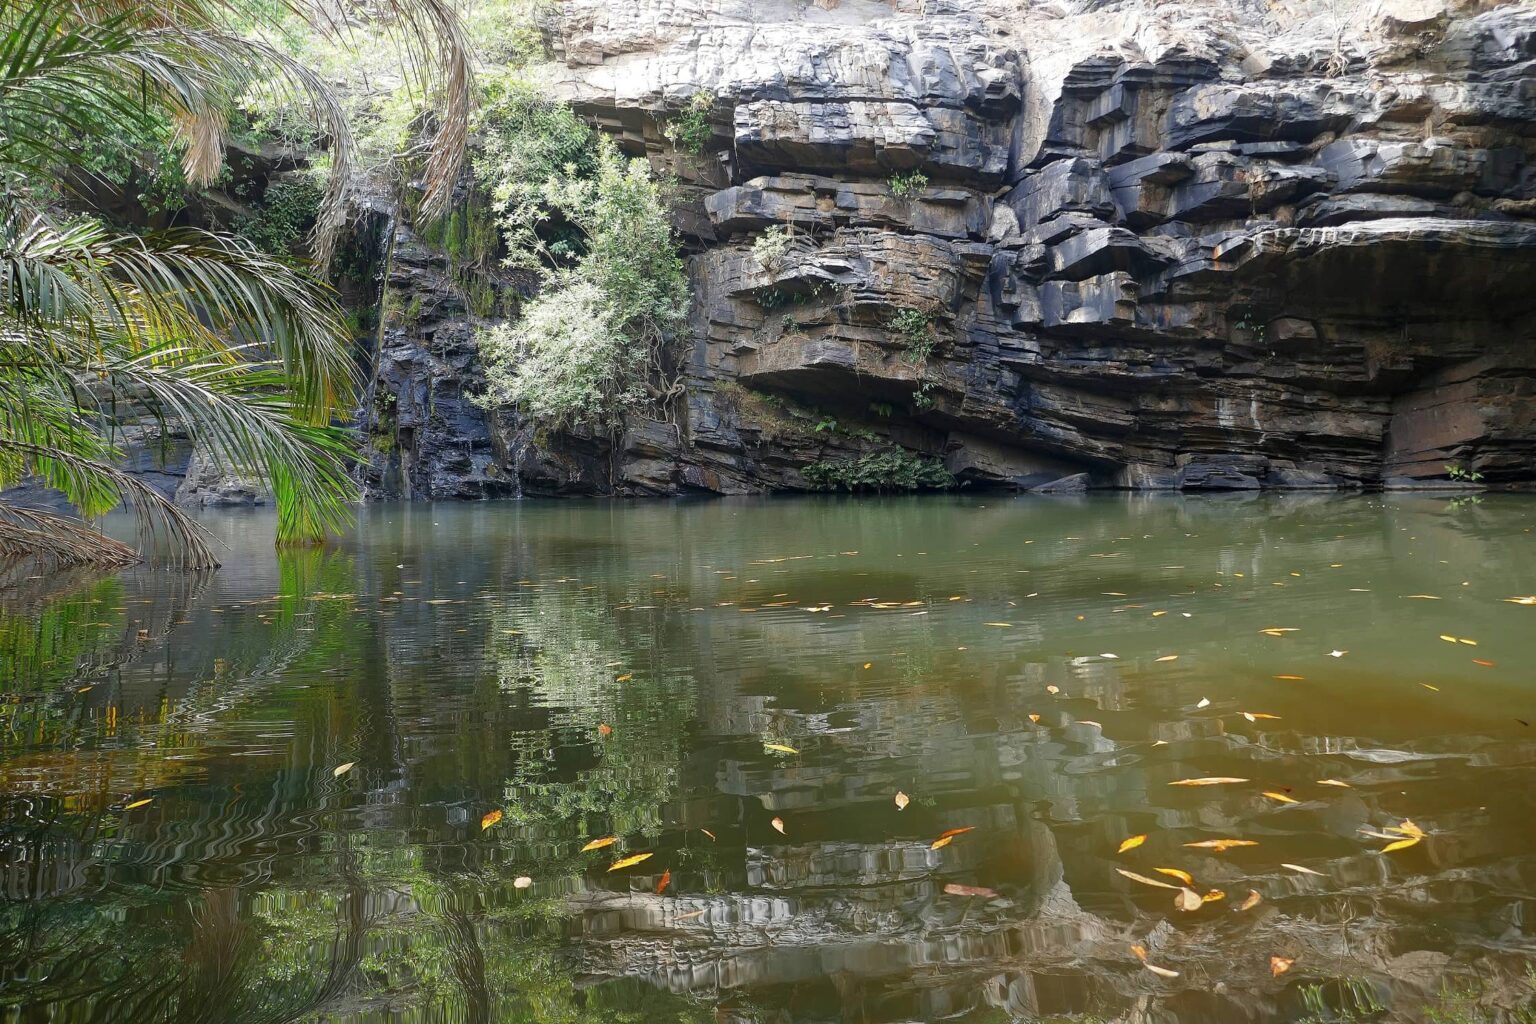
<box><xmin>359</xmin><ymin>0</ymin><xmax>1536</xmax><ymax>499</ymax></box>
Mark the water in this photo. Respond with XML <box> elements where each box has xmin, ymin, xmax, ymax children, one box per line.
<box><xmin>2</xmin><ymin>494</ymin><xmax>1535</xmax><ymax>1023</ymax></box>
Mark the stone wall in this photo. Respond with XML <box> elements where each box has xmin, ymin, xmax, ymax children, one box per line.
<box><xmin>360</xmin><ymin>0</ymin><xmax>1536</xmax><ymax>498</ymax></box>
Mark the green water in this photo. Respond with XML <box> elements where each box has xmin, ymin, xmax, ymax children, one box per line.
<box><xmin>2</xmin><ymin>495</ymin><xmax>1535</xmax><ymax>1023</ymax></box>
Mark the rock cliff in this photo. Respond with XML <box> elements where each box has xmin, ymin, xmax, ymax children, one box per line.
<box><xmin>360</xmin><ymin>0</ymin><xmax>1536</xmax><ymax>498</ymax></box>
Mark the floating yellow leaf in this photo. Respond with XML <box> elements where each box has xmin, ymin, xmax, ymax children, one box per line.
<box><xmin>1457</xmin><ymin>638</ymin><xmax>1478</xmax><ymax>646</ymax></box>
<box><xmin>1271</xmin><ymin>956</ymin><xmax>1295</xmax><ymax>977</ymax></box>
<box><xmin>1176</xmin><ymin>887</ymin><xmax>1203</xmax><ymax>912</ymax></box>
<box><xmin>984</xmin><ymin>622</ymin><xmax>1012</xmax><ymax>627</ymax></box>
<box><xmin>1155</xmin><ymin>655</ymin><xmax>1179</xmax><ymax>662</ymax></box>
<box><xmin>1439</xmin><ymin>635</ymin><xmax>1458</xmax><ymax>643</ymax></box>
<box><xmin>124</xmin><ymin>798</ymin><xmax>153</xmax><ymax>810</ymax></box>
<box><xmin>513</xmin><ymin>876</ymin><xmax>532</xmax><ymax>889</ymax></box>
<box><xmin>764</xmin><ymin>743</ymin><xmax>799</xmax><ymax>754</ymax></box>
<box><xmin>1201</xmin><ymin>889</ymin><xmax>1226</xmax><ymax>904</ymax></box>
<box><xmin>607</xmin><ymin>852</ymin><xmax>654</xmax><ymax>872</ymax></box>
<box><xmin>1116</xmin><ymin>868</ymin><xmax>1180</xmax><ymax>890</ymax></box>
<box><xmin>1145</xmin><ymin>963</ymin><xmax>1180</xmax><ymax>978</ymax></box>
<box><xmin>582</xmin><ymin>836</ymin><xmax>618</xmax><ymax>852</ymax></box>
<box><xmin>1504</xmin><ymin>596</ymin><xmax>1536</xmax><ymax>605</ymax></box>
<box><xmin>615</xmin><ymin>673</ymin><xmax>633</xmax><ymax>682</ymax></box>
<box><xmin>1473</xmin><ymin>659</ymin><xmax>1496</xmax><ymax>667</ymax></box>
<box><xmin>1130</xmin><ymin>944</ymin><xmax>1148</xmax><ymax>961</ymax></box>
<box><xmin>862</xmin><ymin>662</ymin><xmax>872</xmax><ymax>669</ymax></box>
<box><xmin>1379</xmin><ymin>836</ymin><xmax>1421</xmax><ymax>853</ymax></box>
<box><xmin>656</xmin><ymin>869</ymin><xmax>671</xmax><ymax>894</ymax></box>
<box><xmin>1262</xmin><ymin>791</ymin><xmax>1299</xmax><ymax>804</ymax></box>
<box><xmin>943</xmin><ymin>883</ymin><xmax>997</xmax><ymax>897</ymax></box>
<box><xmin>700</xmin><ymin>828</ymin><xmax>716</xmax><ymax>841</ymax></box>
<box><xmin>333</xmin><ymin>762</ymin><xmax>355</xmax><ymax>778</ymax></box>
<box><xmin>930</xmin><ymin>826</ymin><xmax>975</xmax><ymax>849</ymax></box>
<box><xmin>1154</xmin><ymin>867</ymin><xmax>1194</xmax><ymax>885</ymax></box>
<box><xmin>1282</xmin><ymin>863</ymin><xmax>1324</xmax><ymax>876</ymax></box>
<box><xmin>1392</xmin><ymin>819</ymin><xmax>1427</xmax><ymax>839</ymax></box>
<box><xmin>1118</xmin><ymin>834</ymin><xmax>1147</xmax><ymax>854</ymax></box>
<box><xmin>1028</xmin><ymin>713</ymin><xmax>1041</xmax><ymax>723</ymax></box>
<box><xmin>480</xmin><ymin>809</ymin><xmax>503</xmax><ymax>831</ymax></box>
<box><xmin>597</xmin><ymin>723</ymin><xmax>613</xmax><ymax>737</ymax></box>
<box><xmin>771</xmin><ymin>817</ymin><xmax>786</xmax><ymax>835</ymax></box>
<box><xmin>1046</xmin><ymin>685</ymin><xmax>1060</xmax><ymax>694</ymax></box>
<box><xmin>1239</xmin><ymin>890</ymin><xmax>1263</xmax><ymax>911</ymax></box>
<box><xmin>1183</xmin><ymin>839</ymin><xmax>1258</xmax><ymax>852</ymax></box>
<box><xmin>1243</xmin><ymin>712</ymin><xmax>1281</xmax><ymax>721</ymax></box>
<box><xmin>1274</xmin><ymin>675</ymin><xmax>1305</xmax><ymax>681</ymax></box>
<box><xmin>1169</xmin><ymin>777</ymin><xmax>1249</xmax><ymax>786</ymax></box>
<box><xmin>1316</xmin><ymin>779</ymin><xmax>1351</xmax><ymax>788</ymax></box>
<box><xmin>894</xmin><ymin>791</ymin><xmax>910</xmax><ymax>810</ymax></box>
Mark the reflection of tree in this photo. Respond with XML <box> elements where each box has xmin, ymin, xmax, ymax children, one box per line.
<box><xmin>491</xmin><ymin>595</ymin><xmax>697</xmax><ymax>841</ymax></box>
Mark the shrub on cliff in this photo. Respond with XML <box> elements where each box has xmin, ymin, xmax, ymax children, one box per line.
<box><xmin>474</xmin><ymin>113</ymin><xmax>689</xmax><ymax>429</ymax></box>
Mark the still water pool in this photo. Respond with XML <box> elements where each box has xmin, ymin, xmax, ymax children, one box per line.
<box><xmin>2</xmin><ymin>495</ymin><xmax>1535</xmax><ymax>1023</ymax></box>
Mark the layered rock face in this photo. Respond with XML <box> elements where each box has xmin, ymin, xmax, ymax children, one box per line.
<box><xmin>362</xmin><ymin>0</ymin><xmax>1536</xmax><ymax>497</ymax></box>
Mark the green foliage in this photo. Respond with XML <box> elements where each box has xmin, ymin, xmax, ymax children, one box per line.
<box><xmin>476</xmin><ymin>130</ymin><xmax>689</xmax><ymax>429</ymax></box>
<box><xmin>889</xmin><ymin>306</ymin><xmax>936</xmax><ymax>363</ymax></box>
<box><xmin>752</xmin><ymin>223</ymin><xmax>792</xmax><ymax>272</ymax></box>
<box><xmin>233</xmin><ymin>174</ymin><xmax>325</xmax><ymax>255</ymax></box>
<box><xmin>662</xmin><ymin>91</ymin><xmax>715</xmax><ymax>155</ymax></box>
<box><xmin>888</xmin><ymin>170</ymin><xmax>930</xmax><ymax>197</ymax></box>
<box><xmin>801</xmin><ymin>450</ymin><xmax>956</xmax><ymax>493</ymax></box>
<box><xmin>1446</xmin><ymin>463</ymin><xmax>1484</xmax><ymax>482</ymax></box>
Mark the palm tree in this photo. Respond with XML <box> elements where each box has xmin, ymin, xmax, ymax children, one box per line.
<box><xmin>0</xmin><ymin>0</ymin><xmax>473</xmax><ymax>569</ymax></box>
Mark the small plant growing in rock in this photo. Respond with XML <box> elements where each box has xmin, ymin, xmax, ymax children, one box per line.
<box><xmin>887</xmin><ymin>170</ymin><xmax>929</xmax><ymax>197</ymax></box>
<box><xmin>888</xmin><ymin>306</ymin><xmax>935</xmax><ymax>363</ymax></box>
<box><xmin>1446</xmin><ymin>463</ymin><xmax>1484</xmax><ymax>482</ymax></box>
<box><xmin>663</xmin><ymin>91</ymin><xmax>715</xmax><ymax>155</ymax></box>
<box><xmin>753</xmin><ymin>224</ymin><xmax>792</xmax><ymax>272</ymax></box>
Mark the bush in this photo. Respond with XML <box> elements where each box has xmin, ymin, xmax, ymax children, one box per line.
<box><xmin>476</xmin><ymin>133</ymin><xmax>689</xmax><ymax>428</ymax></box>
<box><xmin>752</xmin><ymin>224</ymin><xmax>791</xmax><ymax>273</ymax></box>
<box><xmin>663</xmin><ymin>92</ymin><xmax>714</xmax><ymax>155</ymax></box>
<box><xmin>888</xmin><ymin>306</ymin><xmax>935</xmax><ymax>363</ymax></box>
<box><xmin>888</xmin><ymin>170</ymin><xmax>929</xmax><ymax>197</ymax></box>
<box><xmin>235</xmin><ymin>174</ymin><xmax>325</xmax><ymax>255</ymax></box>
<box><xmin>801</xmin><ymin>450</ymin><xmax>955</xmax><ymax>493</ymax></box>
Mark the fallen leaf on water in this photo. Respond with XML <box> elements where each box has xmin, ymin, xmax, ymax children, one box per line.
<box><xmin>1196</xmin><ymin>698</ymin><xmax>1211</xmax><ymax>709</ymax></box>
<box><xmin>1130</xmin><ymin>944</ymin><xmax>1148</xmax><ymax>961</ymax></box>
<box><xmin>1169</xmin><ymin>777</ymin><xmax>1249</xmax><ymax>786</ymax></box>
<box><xmin>333</xmin><ymin>763</ymin><xmax>355</xmax><ymax>778</ymax></box>
<box><xmin>1282</xmin><ymin>863</ymin><xmax>1324</xmax><ymax>876</ymax></box>
<box><xmin>1116</xmin><ymin>868</ymin><xmax>1181</xmax><ymax>890</ymax></box>
<box><xmin>1154</xmin><ymin>867</ymin><xmax>1194</xmax><ymax>885</ymax></box>
<box><xmin>944</xmin><ymin>883</ymin><xmax>997</xmax><ymax>898</ymax></box>
<box><xmin>1156</xmin><ymin>655</ymin><xmax>1179</xmax><ymax>662</ymax></box>
<box><xmin>1244</xmin><ymin>712</ymin><xmax>1281</xmax><ymax>721</ymax></box>
<box><xmin>1457</xmin><ymin>638</ymin><xmax>1478</xmax><ymax>646</ymax></box>
<box><xmin>1422</xmin><ymin>683</ymin><xmax>1440</xmax><ymax>691</ymax></box>
<box><xmin>1316</xmin><ymin>779</ymin><xmax>1352</xmax><ymax>788</ymax></box>
<box><xmin>1118</xmin><ymin>834</ymin><xmax>1147</xmax><ymax>854</ymax></box>
<box><xmin>700</xmin><ymin>828</ymin><xmax>716</xmax><ymax>841</ymax></box>
<box><xmin>1201</xmin><ymin>889</ymin><xmax>1226</xmax><ymax>904</ymax></box>
<box><xmin>1145</xmin><ymin>963</ymin><xmax>1180</xmax><ymax>978</ymax></box>
<box><xmin>1439</xmin><ymin>634</ymin><xmax>1458</xmax><ymax>643</ymax></box>
<box><xmin>616</xmin><ymin>673</ymin><xmax>633</xmax><ymax>682</ymax></box>
<box><xmin>771</xmin><ymin>817</ymin><xmax>786</xmax><ymax>835</ymax></box>
<box><xmin>1176</xmin><ymin>887</ymin><xmax>1203</xmax><ymax>912</ymax></box>
<box><xmin>1392</xmin><ymin>819</ymin><xmax>1427</xmax><ymax>838</ymax></box>
<box><xmin>1028</xmin><ymin>713</ymin><xmax>1041</xmax><ymax>723</ymax></box>
<box><xmin>1274</xmin><ymin>675</ymin><xmax>1306</xmax><ymax>681</ymax></box>
<box><xmin>862</xmin><ymin>662</ymin><xmax>872</xmax><ymax>669</ymax></box>
<box><xmin>1184</xmin><ymin>839</ymin><xmax>1258</xmax><ymax>852</ymax></box>
<box><xmin>607</xmin><ymin>852</ymin><xmax>653</xmax><ymax>872</ymax></box>
<box><xmin>1473</xmin><ymin>659</ymin><xmax>1496</xmax><ymax>667</ymax></box>
<box><xmin>1046</xmin><ymin>684</ymin><xmax>1061</xmax><ymax>694</ymax></box>
<box><xmin>1379</xmin><ymin>836</ymin><xmax>1422</xmax><ymax>853</ymax></box>
<box><xmin>480</xmin><ymin>809</ymin><xmax>503</xmax><ymax>831</ymax></box>
<box><xmin>895</xmin><ymin>791</ymin><xmax>910</xmax><ymax>810</ymax></box>
<box><xmin>931</xmin><ymin>826</ymin><xmax>975</xmax><ymax>849</ymax></box>
<box><xmin>1263</xmin><ymin>791</ymin><xmax>1299</xmax><ymax>805</ymax></box>
<box><xmin>598</xmin><ymin>723</ymin><xmax>613</xmax><ymax>737</ymax></box>
<box><xmin>656</xmin><ymin>869</ymin><xmax>671</xmax><ymax>894</ymax></box>
<box><xmin>1406</xmin><ymin>595</ymin><xmax>1440</xmax><ymax>600</ymax></box>
<box><xmin>984</xmin><ymin>622</ymin><xmax>1012</xmax><ymax>627</ymax></box>
<box><xmin>764</xmin><ymin>743</ymin><xmax>799</xmax><ymax>754</ymax></box>
<box><xmin>124</xmin><ymin>798</ymin><xmax>153</xmax><ymax>810</ymax></box>
<box><xmin>1329</xmin><ymin>650</ymin><xmax>1347</xmax><ymax>658</ymax></box>
<box><xmin>1239</xmin><ymin>890</ymin><xmax>1263</xmax><ymax>911</ymax></box>
<box><xmin>1100</xmin><ymin>653</ymin><xmax>1120</xmax><ymax>660</ymax></box>
<box><xmin>1504</xmin><ymin>596</ymin><xmax>1536</xmax><ymax>605</ymax></box>
<box><xmin>1271</xmin><ymin>956</ymin><xmax>1295</xmax><ymax>977</ymax></box>
<box><xmin>582</xmin><ymin>836</ymin><xmax>618</xmax><ymax>852</ymax></box>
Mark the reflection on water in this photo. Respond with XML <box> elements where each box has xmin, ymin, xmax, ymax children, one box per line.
<box><xmin>2</xmin><ymin>495</ymin><xmax>1536</xmax><ymax>1023</ymax></box>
